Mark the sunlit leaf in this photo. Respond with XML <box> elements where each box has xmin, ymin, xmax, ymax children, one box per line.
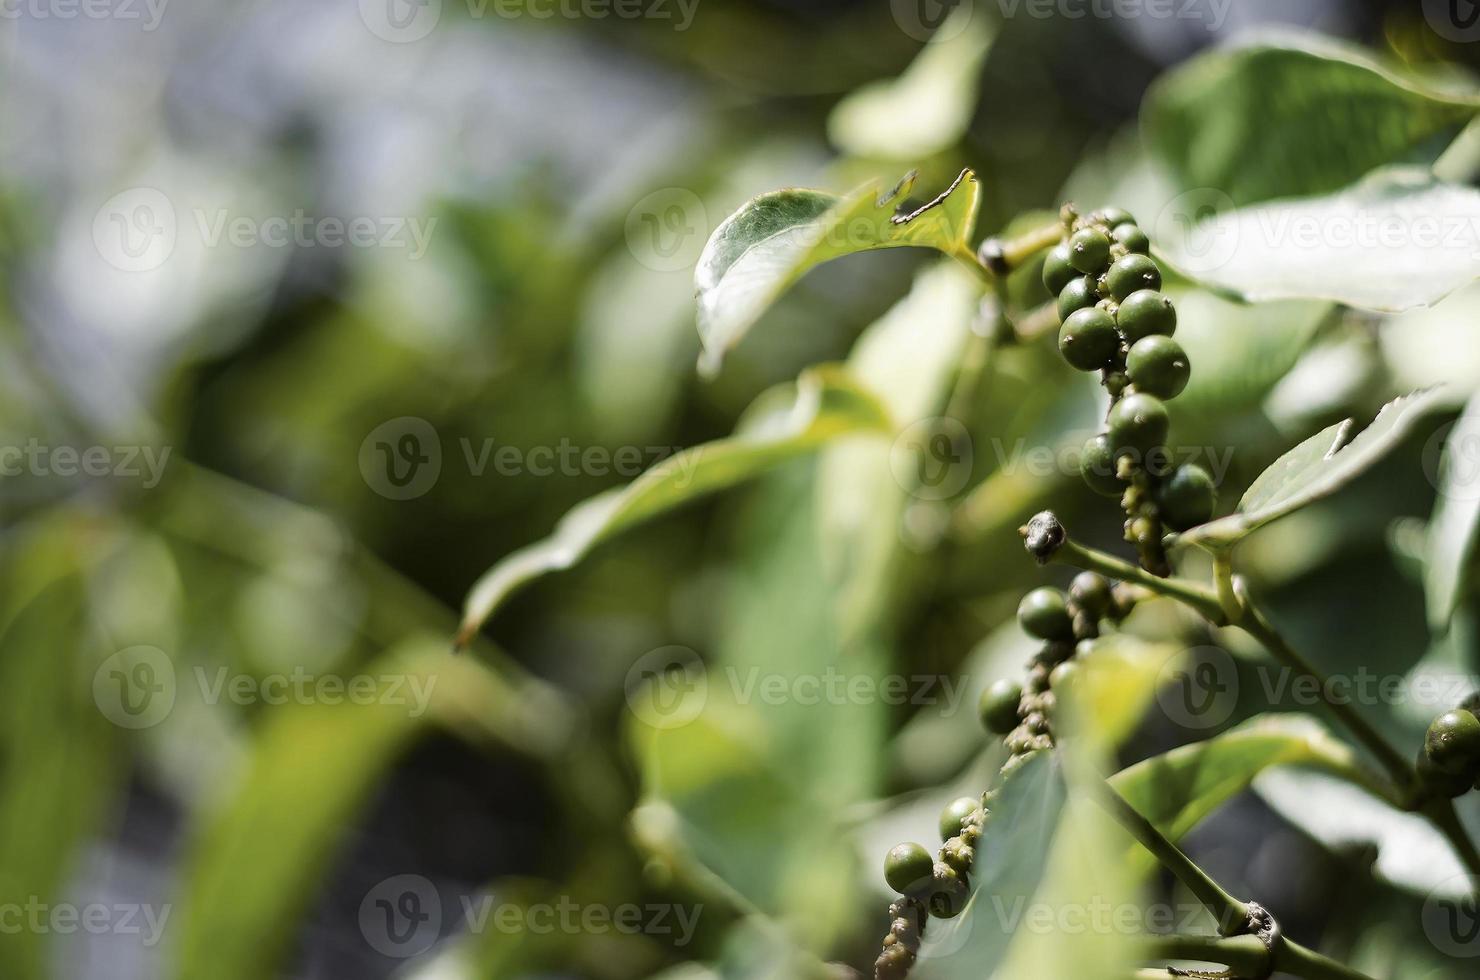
<box><xmin>1143</xmin><ymin>32</ymin><xmax>1479</xmax><ymax>206</ymax></box>
<box><xmin>1161</xmin><ymin>169</ymin><xmax>1480</xmax><ymax>312</ymax></box>
<box><xmin>827</xmin><ymin>5</ymin><xmax>995</xmax><ymax>159</ymax></box>
<box><xmin>1110</xmin><ymin>715</ymin><xmax>1394</xmax><ymax>881</ymax></box>
<box><xmin>1179</xmin><ymin>388</ymin><xmax>1445</xmax><ymax>549</ymax></box>
<box><xmin>1425</xmin><ymin>394</ymin><xmax>1480</xmax><ymax>631</ymax></box>
<box><xmin>695</xmin><ymin>169</ymin><xmax>981</xmax><ymax>375</ymax></box>
<box><xmin>457</xmin><ymin>367</ymin><xmax>892</xmax><ymax>645</ymax></box>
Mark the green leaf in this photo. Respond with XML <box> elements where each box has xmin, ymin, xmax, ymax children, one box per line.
<box><xmin>1425</xmin><ymin>393</ymin><xmax>1480</xmax><ymax>631</ymax></box>
<box><xmin>456</xmin><ymin>366</ymin><xmax>892</xmax><ymax>645</ymax></box>
<box><xmin>1143</xmin><ymin>32</ymin><xmax>1478</xmax><ymax>207</ymax></box>
<box><xmin>694</xmin><ymin>169</ymin><xmax>981</xmax><ymax>375</ymax></box>
<box><xmin>1110</xmin><ymin>715</ymin><xmax>1394</xmax><ymax>881</ymax></box>
<box><xmin>176</xmin><ymin>640</ymin><xmax>570</xmax><ymax>980</ymax></box>
<box><xmin>827</xmin><ymin>5</ymin><xmax>995</xmax><ymax>159</ymax></box>
<box><xmin>1179</xmin><ymin>388</ymin><xmax>1445</xmax><ymax>549</ymax></box>
<box><xmin>1160</xmin><ymin>169</ymin><xmax>1480</xmax><ymax>312</ymax></box>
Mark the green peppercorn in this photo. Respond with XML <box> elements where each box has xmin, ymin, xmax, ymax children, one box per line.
<box><xmin>1018</xmin><ymin>587</ymin><xmax>1074</xmax><ymax>640</ymax></box>
<box><xmin>979</xmin><ymin>678</ymin><xmax>1023</xmax><ymax>735</ymax></box>
<box><xmin>1417</xmin><ymin>748</ymin><xmax>1474</xmax><ymax>799</ymax></box>
<box><xmin>939</xmin><ymin>796</ymin><xmax>982</xmax><ymax>841</ymax></box>
<box><xmin>1106</xmin><ymin>253</ymin><xmax>1162</xmax><ymax>301</ymax></box>
<box><xmin>1068</xmin><ymin>571</ymin><xmax>1113</xmax><ymax>617</ymax></box>
<box><xmin>1426</xmin><ymin>709</ymin><xmax>1480</xmax><ymax>775</ymax></box>
<box><xmin>1058</xmin><ymin>307</ymin><xmax>1118</xmax><ymax>371</ymax></box>
<box><xmin>884</xmin><ymin>842</ymin><xmax>935</xmax><ymax>894</ymax></box>
<box><xmin>1098</xmin><ymin>207</ymin><xmax>1135</xmax><ymax>227</ymax></box>
<box><xmin>1068</xmin><ymin>227</ymin><xmax>1111</xmax><ymax>274</ymax></box>
<box><xmin>1056</xmin><ymin>276</ymin><xmax>1098</xmax><ymax>321</ymax></box>
<box><xmin>1111</xmin><ymin>222</ymin><xmax>1149</xmax><ymax>254</ymax></box>
<box><xmin>1107</xmin><ymin>392</ymin><xmax>1169</xmax><ymax>460</ymax></box>
<box><xmin>1042</xmin><ymin>242</ymin><xmax>1076</xmax><ymax>296</ymax></box>
<box><xmin>1126</xmin><ymin>335</ymin><xmax>1190</xmax><ymax>400</ymax></box>
<box><xmin>1048</xmin><ymin>660</ymin><xmax>1078</xmax><ymax>691</ymax></box>
<box><xmin>1116</xmin><ymin>289</ymin><xmax>1176</xmax><ymax>342</ymax></box>
<box><xmin>1076</xmin><ymin>434</ymin><xmax>1121</xmax><ymax>497</ymax></box>
<box><xmin>1158</xmin><ymin>464</ymin><xmax>1216</xmax><ymax>531</ymax></box>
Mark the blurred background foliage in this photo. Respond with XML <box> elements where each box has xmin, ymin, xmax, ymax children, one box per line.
<box><xmin>5</xmin><ymin>0</ymin><xmax>1480</xmax><ymax>978</ymax></box>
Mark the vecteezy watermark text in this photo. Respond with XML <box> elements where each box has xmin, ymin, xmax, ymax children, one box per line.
<box><xmin>0</xmin><ymin>898</ymin><xmax>171</xmax><ymax>946</ymax></box>
<box><xmin>0</xmin><ymin>440</ymin><xmax>170</xmax><ymax>488</ymax></box>
<box><xmin>358</xmin><ymin>0</ymin><xmax>700</xmax><ymax>43</ymax></box>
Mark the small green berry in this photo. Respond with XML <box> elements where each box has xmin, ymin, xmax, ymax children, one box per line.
<box><xmin>1126</xmin><ymin>335</ymin><xmax>1191</xmax><ymax>400</ymax></box>
<box><xmin>1080</xmin><ymin>434</ymin><xmax>1123</xmax><ymax>497</ymax></box>
<box><xmin>1417</xmin><ymin>748</ymin><xmax>1474</xmax><ymax>799</ymax></box>
<box><xmin>1425</xmin><ymin>709</ymin><xmax>1480</xmax><ymax>775</ymax></box>
<box><xmin>979</xmin><ymin>678</ymin><xmax>1023</xmax><ymax>735</ymax></box>
<box><xmin>1158</xmin><ymin>464</ymin><xmax>1216</xmax><ymax>531</ymax></box>
<box><xmin>1042</xmin><ymin>242</ymin><xmax>1076</xmax><ymax>296</ymax></box>
<box><xmin>1068</xmin><ymin>571</ymin><xmax>1113</xmax><ymax>617</ymax></box>
<box><xmin>884</xmin><ymin>843</ymin><xmax>935</xmax><ymax>894</ymax></box>
<box><xmin>1058</xmin><ymin>307</ymin><xmax>1118</xmax><ymax>372</ymax></box>
<box><xmin>1116</xmin><ymin>290</ymin><xmax>1176</xmax><ymax>342</ymax></box>
<box><xmin>1056</xmin><ymin>276</ymin><xmax>1098</xmax><ymax>321</ymax></box>
<box><xmin>1068</xmin><ymin>228</ymin><xmax>1111</xmax><ymax>274</ymax></box>
<box><xmin>939</xmin><ymin>797</ymin><xmax>981</xmax><ymax>841</ymax></box>
<box><xmin>1111</xmin><ymin>222</ymin><xmax>1149</xmax><ymax>254</ymax></box>
<box><xmin>1097</xmin><ymin>207</ymin><xmax>1135</xmax><ymax>227</ymax></box>
<box><xmin>1049</xmin><ymin>660</ymin><xmax>1078</xmax><ymax>691</ymax></box>
<box><xmin>1018</xmin><ymin>587</ymin><xmax>1074</xmax><ymax>640</ymax></box>
<box><xmin>1107</xmin><ymin>392</ymin><xmax>1169</xmax><ymax>460</ymax></box>
<box><xmin>1106</xmin><ymin>253</ymin><xmax>1162</xmax><ymax>301</ymax></box>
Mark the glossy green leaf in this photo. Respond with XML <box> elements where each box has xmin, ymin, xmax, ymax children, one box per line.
<box><xmin>694</xmin><ymin>169</ymin><xmax>981</xmax><ymax>375</ymax></box>
<box><xmin>457</xmin><ymin>367</ymin><xmax>892</xmax><ymax>645</ymax></box>
<box><xmin>1143</xmin><ymin>33</ymin><xmax>1479</xmax><ymax>206</ymax></box>
<box><xmin>827</xmin><ymin>5</ymin><xmax>995</xmax><ymax>159</ymax></box>
<box><xmin>1180</xmin><ymin>388</ymin><xmax>1445</xmax><ymax>549</ymax></box>
<box><xmin>1425</xmin><ymin>393</ymin><xmax>1480</xmax><ymax>631</ymax></box>
<box><xmin>1161</xmin><ymin>169</ymin><xmax>1480</xmax><ymax>312</ymax></box>
<box><xmin>176</xmin><ymin>640</ymin><xmax>572</xmax><ymax>980</ymax></box>
<box><xmin>1110</xmin><ymin>715</ymin><xmax>1394</xmax><ymax>880</ymax></box>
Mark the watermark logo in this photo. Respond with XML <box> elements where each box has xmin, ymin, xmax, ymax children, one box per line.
<box><xmin>0</xmin><ymin>0</ymin><xmax>169</xmax><ymax>31</ymax></box>
<box><xmin>891</xmin><ymin>417</ymin><xmax>973</xmax><ymax>501</ymax></box>
<box><xmin>1423</xmin><ymin>874</ymin><xmax>1480</xmax><ymax>957</ymax></box>
<box><xmin>890</xmin><ymin>0</ymin><xmax>971</xmax><ymax>41</ymax></box>
<box><xmin>93</xmin><ymin>188</ymin><xmax>176</xmax><ymax>273</ymax></box>
<box><xmin>1155</xmin><ymin>645</ymin><xmax>1238</xmax><ymax>731</ymax></box>
<box><xmin>1424</xmin><ymin>415</ymin><xmax>1480</xmax><ymax>502</ymax></box>
<box><xmin>360</xmin><ymin>417</ymin><xmax>443</xmax><ymax>500</ymax></box>
<box><xmin>625</xmin><ymin>646</ymin><xmax>708</xmax><ymax>730</ymax></box>
<box><xmin>625</xmin><ymin>188</ymin><xmax>707</xmax><ymax>273</ymax></box>
<box><xmin>1153</xmin><ymin>187</ymin><xmax>1239</xmax><ymax>276</ymax></box>
<box><xmin>1425</xmin><ymin>0</ymin><xmax>1480</xmax><ymax>43</ymax></box>
<box><xmin>92</xmin><ymin>645</ymin><xmax>177</xmax><ymax>730</ymax></box>
<box><xmin>359</xmin><ymin>0</ymin><xmax>442</xmax><ymax>42</ymax></box>
<box><xmin>360</xmin><ymin>874</ymin><xmax>442</xmax><ymax>957</ymax></box>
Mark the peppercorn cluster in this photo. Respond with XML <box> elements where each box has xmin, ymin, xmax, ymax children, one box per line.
<box><xmin>873</xmin><ymin>571</ymin><xmax>1139</xmax><ymax>980</ymax></box>
<box><xmin>1042</xmin><ymin>205</ymin><xmax>1214</xmax><ymax>575</ymax></box>
<box><xmin>1415</xmin><ymin>698</ymin><xmax>1480</xmax><ymax>800</ymax></box>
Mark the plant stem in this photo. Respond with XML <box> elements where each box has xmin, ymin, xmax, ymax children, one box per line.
<box><xmin>1094</xmin><ymin>780</ymin><xmax>1250</xmax><ymax>935</ymax></box>
<box><xmin>1049</xmin><ymin>537</ymin><xmax>1227</xmax><ymax>623</ymax></box>
<box><xmin>1211</xmin><ymin>550</ymin><xmax>1241</xmax><ymax>623</ymax></box>
<box><xmin>997</xmin><ymin>220</ymin><xmax>1064</xmax><ymax>269</ymax></box>
<box><xmin>1272</xmin><ymin>941</ymin><xmax>1382</xmax><ymax>980</ymax></box>
<box><xmin>1144</xmin><ymin>934</ymin><xmax>1268</xmax><ymax>975</ymax></box>
<box><xmin>1233</xmin><ymin>592</ymin><xmax>1413</xmax><ymax>791</ymax></box>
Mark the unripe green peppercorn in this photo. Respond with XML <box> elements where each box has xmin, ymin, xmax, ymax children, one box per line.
<box><xmin>1068</xmin><ymin>227</ymin><xmax>1111</xmax><ymax>274</ymax></box>
<box><xmin>1049</xmin><ymin>660</ymin><xmax>1078</xmax><ymax>691</ymax></box>
<box><xmin>1107</xmin><ymin>392</ymin><xmax>1170</xmax><ymax>460</ymax></box>
<box><xmin>1158</xmin><ymin>464</ymin><xmax>1216</xmax><ymax>531</ymax></box>
<box><xmin>1042</xmin><ymin>242</ymin><xmax>1076</xmax><ymax>296</ymax></box>
<box><xmin>1116</xmin><ymin>289</ymin><xmax>1176</xmax><ymax>341</ymax></box>
<box><xmin>1111</xmin><ymin>222</ymin><xmax>1149</xmax><ymax>254</ymax></box>
<box><xmin>1080</xmin><ymin>434</ymin><xmax>1123</xmax><ymax>497</ymax></box>
<box><xmin>1018</xmin><ymin>587</ymin><xmax>1074</xmax><ymax>640</ymax></box>
<box><xmin>1417</xmin><ymin>748</ymin><xmax>1475</xmax><ymax>799</ymax></box>
<box><xmin>1068</xmin><ymin>571</ymin><xmax>1113</xmax><ymax>617</ymax></box>
<box><xmin>1426</xmin><ymin>709</ymin><xmax>1480</xmax><ymax>775</ymax></box>
<box><xmin>1106</xmin><ymin>253</ymin><xmax>1162</xmax><ymax>300</ymax></box>
<box><xmin>1098</xmin><ymin>207</ymin><xmax>1135</xmax><ymax>227</ymax></box>
<box><xmin>1126</xmin><ymin>335</ymin><xmax>1190</xmax><ymax>399</ymax></box>
<box><xmin>884</xmin><ymin>843</ymin><xmax>935</xmax><ymax>894</ymax></box>
<box><xmin>1056</xmin><ymin>276</ymin><xmax>1098</xmax><ymax>321</ymax></box>
<box><xmin>1058</xmin><ymin>307</ymin><xmax>1118</xmax><ymax>371</ymax></box>
<box><xmin>939</xmin><ymin>796</ymin><xmax>981</xmax><ymax>841</ymax></box>
<box><xmin>980</xmin><ymin>678</ymin><xmax>1023</xmax><ymax>735</ymax></box>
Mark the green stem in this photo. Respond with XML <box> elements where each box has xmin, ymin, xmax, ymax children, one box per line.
<box><xmin>1049</xmin><ymin>538</ymin><xmax>1227</xmax><ymax>623</ymax></box>
<box><xmin>1212</xmin><ymin>550</ymin><xmax>1241</xmax><ymax>623</ymax></box>
<box><xmin>1144</xmin><ymin>934</ymin><xmax>1268</xmax><ymax>975</ymax></box>
<box><xmin>996</xmin><ymin>220</ymin><xmax>1064</xmax><ymax>269</ymax></box>
<box><xmin>1272</xmin><ymin>941</ymin><xmax>1381</xmax><ymax>980</ymax></box>
<box><xmin>1424</xmin><ymin>797</ymin><xmax>1480</xmax><ymax>885</ymax></box>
